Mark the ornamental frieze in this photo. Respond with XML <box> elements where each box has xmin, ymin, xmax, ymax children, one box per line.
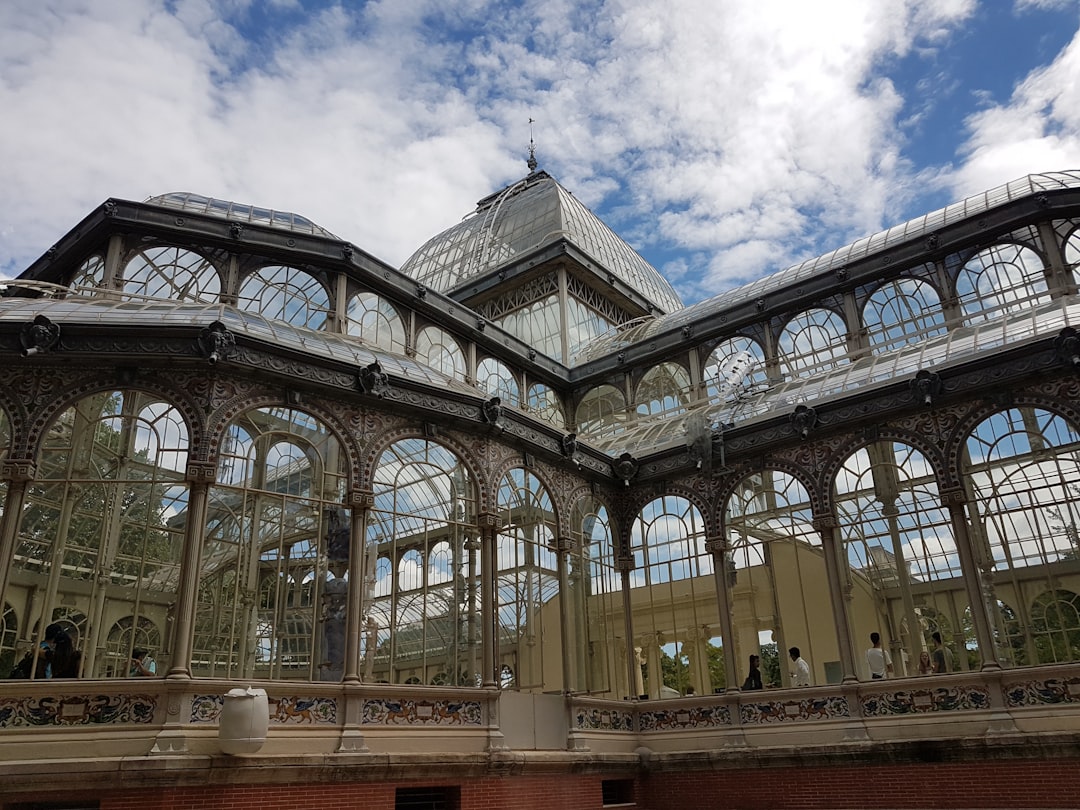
<box><xmin>861</xmin><ymin>685</ymin><xmax>990</xmax><ymax>715</ymax></box>
<box><xmin>1004</xmin><ymin>676</ymin><xmax>1080</xmax><ymax>707</ymax></box>
<box><xmin>0</xmin><ymin>693</ymin><xmax>156</xmax><ymax>727</ymax></box>
<box><xmin>740</xmin><ymin>695</ymin><xmax>850</xmax><ymax>724</ymax></box>
<box><xmin>638</xmin><ymin>704</ymin><xmax>731</xmax><ymax>731</ymax></box>
<box><xmin>360</xmin><ymin>697</ymin><xmax>482</xmax><ymax>726</ymax></box>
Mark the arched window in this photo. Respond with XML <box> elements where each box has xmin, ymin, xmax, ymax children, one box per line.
<box><xmin>566</xmin><ymin>496</ymin><xmax>621</xmax><ymax>696</ymax></box>
<box><xmin>525</xmin><ymin>383</ymin><xmax>564</xmax><ymax>428</ymax></box>
<box><xmin>369</xmin><ymin>439</ymin><xmax>476</xmax><ymax>686</ymax></box>
<box><xmin>1031</xmin><ymin>590</ymin><xmax>1080</xmax><ymax>664</ymax></box>
<box><xmin>105</xmin><ymin>616</ymin><xmax>161</xmax><ymax>678</ymax></box>
<box><xmin>15</xmin><ymin>391</ymin><xmax>189</xmax><ymax>678</ymax></box>
<box><xmin>964</xmin><ymin>406</ymin><xmax>1080</xmax><ymax>667</ymax></box>
<box><xmin>345</xmin><ymin>292</ymin><xmax>407</xmax><ymax>354</ymax></box>
<box><xmin>123</xmin><ymin>246</ymin><xmax>221</xmax><ymax>302</ymax></box>
<box><xmin>726</xmin><ymin>471</ymin><xmax>825</xmax><ymax>687</ymax></box>
<box><xmin>834</xmin><ymin>440</ymin><xmax>971</xmax><ymax>676</ymax></box>
<box><xmin>635</xmin><ymin>362</ymin><xmax>692</xmax><ymax>419</ymax></box>
<box><xmin>497</xmin><ymin>468</ymin><xmax>558</xmax><ymax>693</ymax></box>
<box><xmin>956</xmin><ymin>243</ymin><xmax>1048</xmax><ymax>325</ymax></box>
<box><xmin>476</xmin><ymin>357</ymin><xmax>521</xmax><ymax>407</ymax></box>
<box><xmin>632</xmin><ymin>495</ymin><xmax>722</xmax><ymax>696</ymax></box>
<box><xmin>576</xmin><ymin>384</ymin><xmax>627</xmax><ymax>439</ymax></box>
<box><xmin>778</xmin><ymin>307</ymin><xmax>849</xmax><ymax>380</ymax></box>
<box><xmin>704</xmin><ymin>336</ymin><xmax>768</xmax><ymax>403</ymax></box>
<box><xmin>198</xmin><ymin>406</ymin><xmax>348</xmax><ymax>681</ymax></box>
<box><xmin>1064</xmin><ymin>226</ymin><xmax>1080</xmax><ymax>282</ymax></box>
<box><xmin>238</xmin><ymin>266</ymin><xmax>330</xmax><ymax>330</ymax></box>
<box><xmin>863</xmin><ymin>276</ymin><xmax>946</xmax><ymax>352</ymax></box>
<box><xmin>0</xmin><ymin>602</ymin><xmax>17</xmax><ymax>679</ymax></box>
<box><xmin>70</xmin><ymin>255</ymin><xmax>107</xmax><ymax>292</ymax></box>
<box><xmin>414</xmin><ymin>326</ymin><xmax>466</xmax><ymax>382</ymax></box>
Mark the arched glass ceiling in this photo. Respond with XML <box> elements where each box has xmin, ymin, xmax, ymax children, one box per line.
<box><xmin>578</xmin><ymin>170</ymin><xmax>1080</xmax><ymax>360</ymax></box>
<box><xmin>144</xmin><ymin>192</ymin><xmax>341</xmax><ymax>240</ymax></box>
<box><xmin>585</xmin><ymin>296</ymin><xmax>1080</xmax><ymax>457</ymax></box>
<box><xmin>0</xmin><ymin>289</ymin><xmax>474</xmax><ymax>394</ymax></box>
<box><xmin>400</xmin><ymin>171</ymin><xmax>684</xmax><ymax>314</ymax></box>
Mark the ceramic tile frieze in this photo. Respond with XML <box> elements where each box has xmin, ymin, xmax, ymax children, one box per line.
<box><xmin>861</xmin><ymin>686</ymin><xmax>990</xmax><ymax>716</ymax></box>
<box><xmin>0</xmin><ymin>693</ymin><xmax>155</xmax><ymax>727</ymax></box>
<box><xmin>360</xmin><ymin>697</ymin><xmax>483</xmax><ymax>725</ymax></box>
<box><xmin>638</xmin><ymin>704</ymin><xmax>731</xmax><ymax>731</ymax></box>
<box><xmin>190</xmin><ymin>694</ymin><xmax>224</xmax><ymax>723</ymax></box>
<box><xmin>740</xmin><ymin>695</ymin><xmax>850</xmax><ymax>724</ymax></box>
<box><xmin>1005</xmin><ymin>676</ymin><xmax>1080</xmax><ymax>707</ymax></box>
<box><xmin>575</xmin><ymin>706</ymin><xmax>635</xmax><ymax>731</ymax></box>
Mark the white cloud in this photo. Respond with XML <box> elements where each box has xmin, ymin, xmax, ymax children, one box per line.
<box><xmin>950</xmin><ymin>24</ymin><xmax>1080</xmax><ymax>198</ymax></box>
<box><xmin>5</xmin><ymin>0</ymin><xmax>1074</xmax><ymax>312</ymax></box>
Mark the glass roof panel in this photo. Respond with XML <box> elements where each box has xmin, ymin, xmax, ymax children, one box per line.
<box><xmin>585</xmin><ymin>296</ymin><xmax>1080</xmax><ymax>456</ymax></box>
<box><xmin>400</xmin><ymin>172</ymin><xmax>683</xmax><ymax>314</ymax></box>
<box><xmin>143</xmin><ymin>192</ymin><xmax>341</xmax><ymax>240</ymax></box>
<box><xmin>620</xmin><ymin>171</ymin><xmax>1080</xmax><ymax>350</ymax></box>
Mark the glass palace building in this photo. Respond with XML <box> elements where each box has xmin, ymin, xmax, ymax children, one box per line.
<box><xmin>1</xmin><ymin>166</ymin><xmax>1080</xmax><ymax>810</ymax></box>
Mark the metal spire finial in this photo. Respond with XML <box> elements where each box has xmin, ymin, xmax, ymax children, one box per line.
<box><xmin>527</xmin><ymin>118</ymin><xmax>538</xmax><ymax>172</ymax></box>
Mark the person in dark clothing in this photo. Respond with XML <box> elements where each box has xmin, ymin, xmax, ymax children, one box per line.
<box><xmin>742</xmin><ymin>654</ymin><xmax>763</xmax><ymax>690</ymax></box>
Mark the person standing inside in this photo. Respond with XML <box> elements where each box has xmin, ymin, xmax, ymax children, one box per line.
<box><xmin>789</xmin><ymin>647</ymin><xmax>811</xmax><ymax>687</ymax></box>
<box><xmin>866</xmin><ymin>632</ymin><xmax>893</xmax><ymax>679</ymax></box>
<box><xmin>130</xmin><ymin>649</ymin><xmax>156</xmax><ymax>677</ymax></box>
<box><xmin>931</xmin><ymin>632</ymin><xmax>953</xmax><ymax>673</ymax></box>
<box><xmin>742</xmin><ymin>654</ymin><xmax>763</xmax><ymax>690</ymax></box>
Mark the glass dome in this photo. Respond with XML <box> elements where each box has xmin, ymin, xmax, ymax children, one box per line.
<box><xmin>400</xmin><ymin>171</ymin><xmax>683</xmax><ymax>314</ymax></box>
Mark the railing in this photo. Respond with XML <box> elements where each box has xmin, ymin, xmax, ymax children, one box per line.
<box><xmin>1</xmin><ymin>663</ymin><xmax>1078</xmax><ymax>764</ymax></box>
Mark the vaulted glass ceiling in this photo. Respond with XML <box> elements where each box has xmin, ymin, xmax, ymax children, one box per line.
<box><xmin>400</xmin><ymin>171</ymin><xmax>684</xmax><ymax>314</ymax></box>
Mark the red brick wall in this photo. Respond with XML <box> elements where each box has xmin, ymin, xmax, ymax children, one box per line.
<box><xmin>7</xmin><ymin>762</ymin><xmax>1080</xmax><ymax>810</ymax></box>
<box><xmin>638</xmin><ymin>760</ymin><xmax>1080</xmax><ymax>809</ymax></box>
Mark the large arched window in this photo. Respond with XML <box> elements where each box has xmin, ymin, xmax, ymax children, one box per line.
<box><xmin>777</xmin><ymin>307</ymin><xmax>849</xmax><ymax>380</ymax></box>
<box><xmin>70</xmin><ymin>255</ymin><xmax>107</xmax><ymax>292</ymax></box>
<box><xmin>704</xmin><ymin>336</ymin><xmax>768</xmax><ymax>404</ymax></box>
<box><xmin>525</xmin><ymin>383</ymin><xmax>565</xmax><ymax>428</ymax></box>
<box><xmin>726</xmin><ymin>471</ymin><xmax>828</xmax><ymax>687</ymax></box>
<box><xmin>955</xmin><ymin>243</ymin><xmax>1048</xmax><ymax>325</ymax></box>
<box><xmin>345</xmin><ymin>292</ymin><xmax>407</xmax><ymax>354</ymax></box>
<box><xmin>576</xmin><ymin>384</ymin><xmax>627</xmax><ymax>439</ymax></box>
<box><xmin>369</xmin><ymin>439</ymin><xmax>477</xmax><ymax>686</ymax></box>
<box><xmin>964</xmin><ymin>407</ymin><xmax>1080</xmax><ymax>667</ymax></box>
<box><xmin>123</xmin><ymin>246</ymin><xmax>221</xmax><ymax>302</ymax></box>
<box><xmin>631</xmin><ymin>495</ymin><xmax>721</xmax><ymax>697</ymax></box>
<box><xmin>14</xmin><ymin>391</ymin><xmax>189</xmax><ymax>678</ymax></box>
<box><xmin>1030</xmin><ymin>589</ymin><xmax>1080</xmax><ymax>664</ymax></box>
<box><xmin>477</xmin><ymin>357</ymin><xmax>521</xmax><ymax>408</ymax></box>
<box><xmin>198</xmin><ymin>407</ymin><xmax>348</xmax><ymax>680</ymax></box>
<box><xmin>863</xmin><ymin>276</ymin><xmax>947</xmax><ymax>352</ymax></box>
<box><xmin>414</xmin><ymin>326</ymin><xmax>467</xmax><ymax>382</ymax></box>
<box><xmin>496</xmin><ymin>468</ymin><xmax>558</xmax><ymax>692</ymax></box>
<box><xmin>1064</xmin><ymin>226</ymin><xmax>1080</xmax><ymax>283</ymax></box>
<box><xmin>566</xmin><ymin>495</ymin><xmax>621</xmax><ymax>696</ymax></box>
<box><xmin>834</xmin><ymin>440</ymin><xmax>970</xmax><ymax>677</ymax></box>
<box><xmin>238</xmin><ymin>266</ymin><xmax>330</xmax><ymax>330</ymax></box>
<box><xmin>635</xmin><ymin>362</ymin><xmax>692</xmax><ymax>419</ymax></box>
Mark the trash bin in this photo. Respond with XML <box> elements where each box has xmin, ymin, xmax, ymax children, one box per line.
<box><xmin>219</xmin><ymin>686</ymin><xmax>269</xmax><ymax>755</ymax></box>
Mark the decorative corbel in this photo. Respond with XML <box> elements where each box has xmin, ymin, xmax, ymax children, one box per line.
<box><xmin>612</xmin><ymin>452</ymin><xmax>638</xmax><ymax>487</ymax></box>
<box><xmin>910</xmin><ymin>369</ymin><xmax>943</xmax><ymax>406</ymax></box>
<box><xmin>356</xmin><ymin>361</ymin><xmax>389</xmax><ymax>397</ymax></box>
<box><xmin>196</xmin><ymin>321</ymin><xmax>236</xmax><ymax>365</ymax></box>
<box><xmin>20</xmin><ymin>315</ymin><xmax>60</xmax><ymax>357</ymax></box>
<box><xmin>1055</xmin><ymin>327</ymin><xmax>1080</xmax><ymax>368</ymax></box>
<box><xmin>789</xmin><ymin>404</ymin><xmax>817</xmax><ymax>439</ymax></box>
<box><xmin>481</xmin><ymin>396</ymin><xmax>502</xmax><ymax>425</ymax></box>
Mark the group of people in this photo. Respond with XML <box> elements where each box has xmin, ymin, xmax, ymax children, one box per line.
<box><xmin>8</xmin><ymin>623</ymin><xmax>81</xmax><ymax>679</ymax></box>
<box><xmin>737</xmin><ymin>631</ymin><xmax>954</xmax><ymax>690</ymax></box>
<box><xmin>8</xmin><ymin>623</ymin><xmax>158</xmax><ymax>680</ymax></box>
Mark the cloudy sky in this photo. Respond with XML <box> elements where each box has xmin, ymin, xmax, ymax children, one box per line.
<box><xmin>1</xmin><ymin>0</ymin><xmax>1078</xmax><ymax>304</ymax></box>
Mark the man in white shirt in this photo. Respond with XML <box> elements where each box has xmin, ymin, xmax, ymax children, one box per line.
<box><xmin>788</xmin><ymin>646</ymin><xmax>811</xmax><ymax>687</ymax></box>
<box><xmin>866</xmin><ymin>632</ymin><xmax>893</xmax><ymax>679</ymax></box>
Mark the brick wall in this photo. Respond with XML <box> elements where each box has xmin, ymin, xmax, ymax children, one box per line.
<box><xmin>6</xmin><ymin>761</ymin><xmax>1080</xmax><ymax>810</ymax></box>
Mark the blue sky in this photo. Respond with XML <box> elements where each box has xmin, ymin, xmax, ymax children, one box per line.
<box><xmin>1</xmin><ymin>0</ymin><xmax>1078</xmax><ymax>306</ymax></box>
